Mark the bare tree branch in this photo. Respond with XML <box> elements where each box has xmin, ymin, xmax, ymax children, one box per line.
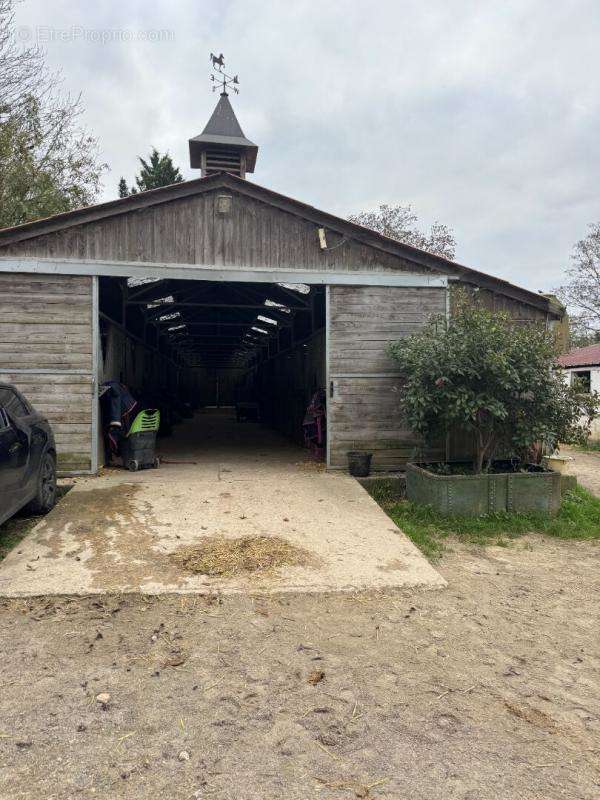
<box><xmin>348</xmin><ymin>203</ymin><xmax>456</xmax><ymax>260</ymax></box>
<box><xmin>555</xmin><ymin>223</ymin><xmax>600</xmax><ymax>344</ymax></box>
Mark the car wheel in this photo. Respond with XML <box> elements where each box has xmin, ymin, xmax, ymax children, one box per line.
<box><xmin>127</xmin><ymin>458</ymin><xmax>139</xmax><ymax>471</ymax></box>
<box><xmin>24</xmin><ymin>452</ymin><xmax>57</xmax><ymax>515</ymax></box>
<box><xmin>153</xmin><ymin>457</ymin><xmax>160</xmax><ymax>469</ymax></box>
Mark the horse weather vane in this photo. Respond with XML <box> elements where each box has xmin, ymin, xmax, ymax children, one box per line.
<box><xmin>210</xmin><ymin>53</ymin><xmax>240</xmax><ymax>95</ymax></box>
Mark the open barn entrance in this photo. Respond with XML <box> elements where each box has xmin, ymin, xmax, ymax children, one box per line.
<box><xmin>97</xmin><ymin>275</ymin><xmax>327</xmax><ymax>468</ymax></box>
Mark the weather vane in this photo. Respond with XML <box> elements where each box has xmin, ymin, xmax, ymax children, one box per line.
<box><xmin>209</xmin><ymin>53</ymin><xmax>240</xmax><ymax>95</ymax></box>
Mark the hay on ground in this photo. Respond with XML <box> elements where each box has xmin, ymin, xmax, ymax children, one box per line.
<box><xmin>295</xmin><ymin>460</ymin><xmax>326</xmax><ymax>472</ymax></box>
<box><xmin>171</xmin><ymin>535</ymin><xmax>312</xmax><ymax>577</ymax></box>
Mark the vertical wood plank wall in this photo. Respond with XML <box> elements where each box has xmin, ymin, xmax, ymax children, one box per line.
<box><xmin>0</xmin><ymin>192</ymin><xmax>430</xmax><ymax>277</ymax></box>
<box><xmin>328</xmin><ymin>285</ymin><xmax>447</xmax><ymax>471</ymax></box>
<box><xmin>0</xmin><ymin>272</ymin><xmax>94</xmax><ymax>473</ymax></box>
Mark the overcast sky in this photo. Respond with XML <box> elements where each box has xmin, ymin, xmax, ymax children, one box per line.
<box><xmin>13</xmin><ymin>0</ymin><xmax>600</xmax><ymax>291</ymax></box>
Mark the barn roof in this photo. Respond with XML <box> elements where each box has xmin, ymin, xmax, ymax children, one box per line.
<box><xmin>189</xmin><ymin>94</ymin><xmax>258</xmax><ymax>172</ymax></box>
<box><xmin>194</xmin><ymin>92</ymin><xmax>256</xmax><ymax>147</ymax></box>
<box><xmin>557</xmin><ymin>343</ymin><xmax>600</xmax><ymax>368</ymax></box>
<box><xmin>0</xmin><ymin>171</ymin><xmax>562</xmax><ymax>315</ymax></box>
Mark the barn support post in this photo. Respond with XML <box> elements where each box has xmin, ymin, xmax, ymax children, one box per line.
<box><xmin>325</xmin><ymin>284</ymin><xmax>331</xmax><ymax>470</ymax></box>
<box><xmin>445</xmin><ymin>284</ymin><xmax>451</xmax><ymax>463</ymax></box>
<box><xmin>91</xmin><ymin>276</ymin><xmax>100</xmax><ymax>475</ymax></box>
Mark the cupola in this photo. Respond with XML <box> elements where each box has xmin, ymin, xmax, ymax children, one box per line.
<box><xmin>189</xmin><ymin>54</ymin><xmax>258</xmax><ymax>179</ymax></box>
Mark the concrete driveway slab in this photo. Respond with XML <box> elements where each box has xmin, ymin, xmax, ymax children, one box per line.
<box><xmin>0</xmin><ymin>413</ymin><xmax>445</xmax><ymax>596</ymax></box>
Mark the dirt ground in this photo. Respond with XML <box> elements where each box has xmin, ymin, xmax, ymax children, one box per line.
<box><xmin>562</xmin><ymin>446</ymin><xmax>600</xmax><ymax>496</ymax></box>
<box><xmin>1</xmin><ymin>533</ymin><xmax>599</xmax><ymax>800</ymax></box>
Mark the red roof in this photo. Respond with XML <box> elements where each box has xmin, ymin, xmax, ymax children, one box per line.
<box><xmin>557</xmin><ymin>344</ymin><xmax>600</xmax><ymax>368</ymax></box>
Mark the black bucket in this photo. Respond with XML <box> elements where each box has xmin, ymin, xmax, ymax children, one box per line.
<box><xmin>347</xmin><ymin>451</ymin><xmax>373</xmax><ymax>477</ymax></box>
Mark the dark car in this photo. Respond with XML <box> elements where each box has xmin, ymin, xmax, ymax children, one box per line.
<box><xmin>0</xmin><ymin>383</ymin><xmax>57</xmax><ymax>527</ymax></box>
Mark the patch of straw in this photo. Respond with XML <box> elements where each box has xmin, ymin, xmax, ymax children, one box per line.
<box><xmin>171</xmin><ymin>535</ymin><xmax>313</xmax><ymax>578</ymax></box>
<box><xmin>296</xmin><ymin>460</ymin><xmax>326</xmax><ymax>472</ymax></box>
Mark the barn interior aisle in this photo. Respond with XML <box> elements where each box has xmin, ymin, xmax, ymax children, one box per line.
<box><xmin>97</xmin><ymin>274</ymin><xmax>328</xmax><ymax>473</ymax></box>
<box><xmin>155</xmin><ymin>406</ymin><xmax>309</xmax><ymax>472</ymax></box>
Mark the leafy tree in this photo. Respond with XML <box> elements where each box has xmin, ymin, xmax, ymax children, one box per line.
<box><xmin>388</xmin><ymin>293</ymin><xmax>598</xmax><ymax>473</ymax></box>
<box><xmin>118</xmin><ymin>177</ymin><xmax>130</xmax><ymax>198</ymax></box>
<box><xmin>556</xmin><ymin>223</ymin><xmax>600</xmax><ymax>345</ymax></box>
<box><xmin>0</xmin><ymin>95</ymin><xmax>106</xmax><ymax>228</ymax></box>
<box><xmin>134</xmin><ymin>148</ymin><xmax>183</xmax><ymax>192</ymax></box>
<box><xmin>348</xmin><ymin>203</ymin><xmax>456</xmax><ymax>260</ymax></box>
<box><xmin>0</xmin><ymin>0</ymin><xmax>106</xmax><ymax>228</ymax></box>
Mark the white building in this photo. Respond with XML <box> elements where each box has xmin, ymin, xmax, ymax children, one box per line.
<box><xmin>557</xmin><ymin>344</ymin><xmax>600</xmax><ymax>440</ymax></box>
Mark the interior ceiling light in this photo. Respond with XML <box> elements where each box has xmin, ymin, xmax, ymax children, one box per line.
<box><xmin>251</xmin><ymin>326</ymin><xmax>269</xmax><ymax>335</ymax></box>
<box><xmin>158</xmin><ymin>311</ymin><xmax>180</xmax><ymax>322</ymax></box>
<box><xmin>264</xmin><ymin>299</ymin><xmax>291</xmax><ymax>313</ymax></box>
<box><xmin>256</xmin><ymin>315</ymin><xmax>278</xmax><ymax>326</ymax></box>
<box><xmin>127</xmin><ymin>276</ymin><xmax>160</xmax><ymax>287</ymax></box>
<box><xmin>277</xmin><ymin>282</ymin><xmax>310</xmax><ymax>294</ymax></box>
<box><xmin>167</xmin><ymin>323</ymin><xmax>186</xmax><ymax>332</ymax></box>
<box><xmin>146</xmin><ymin>295</ymin><xmax>174</xmax><ymax>308</ymax></box>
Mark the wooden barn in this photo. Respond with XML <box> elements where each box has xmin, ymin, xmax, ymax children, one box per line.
<box><xmin>0</xmin><ymin>92</ymin><xmax>564</xmax><ymax>475</ymax></box>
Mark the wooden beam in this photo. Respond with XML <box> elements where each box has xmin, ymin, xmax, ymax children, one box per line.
<box><xmin>0</xmin><ymin>258</ymin><xmax>450</xmax><ymax>290</ymax></box>
<box><xmin>172</xmin><ymin>321</ymin><xmax>289</xmax><ymax>329</ymax></box>
<box><xmin>144</xmin><ymin>302</ymin><xmax>305</xmax><ymax>314</ymax></box>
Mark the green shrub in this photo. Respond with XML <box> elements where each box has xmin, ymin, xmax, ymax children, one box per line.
<box><xmin>388</xmin><ymin>293</ymin><xmax>599</xmax><ymax>473</ymax></box>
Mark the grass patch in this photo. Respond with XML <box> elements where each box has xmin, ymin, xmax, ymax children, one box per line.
<box><xmin>577</xmin><ymin>440</ymin><xmax>600</xmax><ymax>453</ymax></box>
<box><xmin>376</xmin><ymin>486</ymin><xmax>600</xmax><ymax>561</ymax></box>
<box><xmin>363</xmin><ymin>478</ymin><xmax>405</xmax><ymax>507</ymax></box>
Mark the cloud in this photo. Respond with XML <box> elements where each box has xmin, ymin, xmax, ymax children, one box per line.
<box><xmin>13</xmin><ymin>0</ymin><xmax>600</xmax><ymax>291</ymax></box>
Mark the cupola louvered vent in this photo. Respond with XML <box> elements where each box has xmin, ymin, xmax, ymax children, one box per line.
<box><xmin>203</xmin><ymin>148</ymin><xmax>245</xmax><ymax>178</ymax></box>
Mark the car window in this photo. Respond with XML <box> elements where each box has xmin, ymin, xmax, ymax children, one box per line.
<box><xmin>0</xmin><ymin>408</ymin><xmax>9</xmax><ymax>430</ymax></box>
<box><xmin>0</xmin><ymin>388</ymin><xmax>30</xmax><ymax>418</ymax></box>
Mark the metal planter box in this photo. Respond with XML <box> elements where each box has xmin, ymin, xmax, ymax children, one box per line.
<box><xmin>406</xmin><ymin>462</ymin><xmax>562</xmax><ymax>517</ymax></box>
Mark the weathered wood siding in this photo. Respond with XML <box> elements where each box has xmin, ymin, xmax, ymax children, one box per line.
<box><xmin>1</xmin><ymin>191</ymin><xmax>429</xmax><ymax>276</ymax></box>
<box><xmin>328</xmin><ymin>285</ymin><xmax>447</xmax><ymax>471</ymax></box>
<box><xmin>452</xmin><ymin>283</ymin><xmax>549</xmax><ymax>323</ymax></box>
<box><xmin>0</xmin><ymin>273</ymin><xmax>94</xmax><ymax>473</ymax></box>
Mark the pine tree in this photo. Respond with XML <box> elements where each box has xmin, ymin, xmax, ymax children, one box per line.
<box><xmin>134</xmin><ymin>148</ymin><xmax>183</xmax><ymax>192</ymax></box>
<box><xmin>118</xmin><ymin>177</ymin><xmax>130</xmax><ymax>198</ymax></box>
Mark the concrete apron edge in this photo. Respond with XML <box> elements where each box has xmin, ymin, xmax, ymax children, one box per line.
<box><xmin>0</xmin><ymin>578</ymin><xmax>448</xmax><ymax>599</ymax></box>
